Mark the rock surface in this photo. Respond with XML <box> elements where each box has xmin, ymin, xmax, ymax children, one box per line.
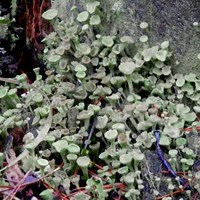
<box><xmin>58</xmin><ymin>0</ymin><xmax>200</xmax><ymax>74</ymax></box>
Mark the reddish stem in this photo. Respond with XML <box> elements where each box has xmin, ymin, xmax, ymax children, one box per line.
<box><xmin>94</xmin><ymin>96</ymin><xmax>105</xmax><ymax>105</ymax></box>
<box><xmin>161</xmin><ymin>170</ymin><xmax>188</xmax><ymax>175</ymax></box>
<box><xmin>193</xmin><ymin>191</ymin><xmax>199</xmax><ymax>200</ymax></box>
<box><xmin>92</xmin><ymin>162</ymin><xmax>104</xmax><ymax>170</ymax></box>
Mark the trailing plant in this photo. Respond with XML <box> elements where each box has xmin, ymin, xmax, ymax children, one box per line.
<box><xmin>0</xmin><ymin>1</ymin><xmax>200</xmax><ymax>200</ymax></box>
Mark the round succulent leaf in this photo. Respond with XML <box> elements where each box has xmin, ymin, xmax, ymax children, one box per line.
<box><xmin>176</xmin><ymin>104</ymin><xmax>190</xmax><ymax>116</ymax></box>
<box><xmin>77</xmin><ymin>11</ymin><xmax>89</xmax><ymax>22</ymax></box>
<box><xmin>44</xmin><ymin>135</ymin><xmax>56</xmax><ymax>143</ymax></box>
<box><xmin>74</xmin><ymin>51</ymin><xmax>82</xmax><ymax>58</ymax></box>
<box><xmin>135</xmin><ymin>59</ymin><xmax>145</xmax><ymax>68</ymax></box>
<box><xmin>77</xmin><ymin>110</ymin><xmax>94</xmax><ymax>120</ymax></box>
<box><xmin>110</xmin><ymin>76</ymin><xmax>126</xmax><ymax>87</ymax></box>
<box><xmin>159</xmin><ymin>135</ymin><xmax>171</xmax><ymax>146</ymax></box>
<box><xmin>0</xmin><ymin>116</ymin><xmax>5</xmax><ymax>124</ymax></box>
<box><xmin>119</xmin><ymin>62</ymin><xmax>136</xmax><ymax>75</ymax></box>
<box><xmin>195</xmin><ymin>81</ymin><xmax>200</xmax><ymax>91</ymax></box>
<box><xmin>52</xmin><ymin>140</ymin><xmax>68</xmax><ymax>153</ymax></box>
<box><xmin>119</xmin><ymin>153</ymin><xmax>132</xmax><ymax>165</ymax></box>
<box><xmin>183</xmin><ymin>112</ymin><xmax>196</xmax><ymax>122</ymax></box>
<box><xmin>124</xmin><ymin>173</ymin><xmax>135</xmax><ymax>185</ymax></box>
<box><xmin>7</xmin><ymin>88</ymin><xmax>17</xmax><ymax>96</ymax></box>
<box><xmin>42</xmin><ymin>8</ymin><xmax>58</xmax><ymax>20</ymax></box>
<box><xmin>131</xmin><ymin>149</ymin><xmax>144</xmax><ymax>161</ymax></box>
<box><xmin>131</xmin><ymin>73</ymin><xmax>144</xmax><ymax>83</ymax></box>
<box><xmin>163</xmin><ymin>82</ymin><xmax>173</xmax><ymax>89</ymax></box>
<box><xmin>67</xmin><ymin>154</ymin><xmax>78</xmax><ymax>161</ymax></box>
<box><xmin>187</xmin><ymin>159</ymin><xmax>194</xmax><ymax>166</ymax></box>
<box><xmin>154</xmin><ymin>60</ymin><xmax>164</xmax><ymax>68</ymax></box>
<box><xmin>102</xmin><ymin>87</ymin><xmax>112</xmax><ymax>95</ymax></box>
<box><xmin>40</xmin><ymin>189</ymin><xmax>54</xmax><ymax>200</ymax></box>
<box><xmin>91</xmin><ymin>57</ymin><xmax>99</xmax><ymax>66</ymax></box>
<box><xmin>61</xmin><ymin>82</ymin><xmax>75</xmax><ymax>93</ymax></box>
<box><xmin>195</xmin><ymin>172</ymin><xmax>200</xmax><ymax>180</ymax></box>
<box><xmin>134</xmin><ymin>52</ymin><xmax>143</xmax><ymax>62</ymax></box>
<box><xmin>59</xmin><ymin>59</ymin><xmax>68</xmax><ymax>69</ymax></box>
<box><xmin>102</xmin><ymin>36</ymin><xmax>114</xmax><ymax>47</ymax></box>
<box><xmin>148</xmin><ymin>115</ymin><xmax>161</xmax><ymax>123</ymax></box>
<box><xmin>73</xmin><ymin>86</ymin><xmax>87</xmax><ymax>100</ymax></box>
<box><xmin>168</xmin><ymin>115</ymin><xmax>178</xmax><ymax>124</ymax></box>
<box><xmin>0</xmin><ymin>87</ymin><xmax>8</xmax><ymax>98</ymax></box>
<box><xmin>99</xmin><ymin>151</ymin><xmax>109</xmax><ymax>160</ymax></box>
<box><xmin>184</xmin><ymin>73</ymin><xmax>197</xmax><ymax>82</ymax></box>
<box><xmin>88</xmin><ymin>104</ymin><xmax>100</xmax><ymax>113</ymax></box>
<box><xmin>48</xmin><ymin>54</ymin><xmax>61</xmax><ymax>63</ymax></box>
<box><xmin>152</xmin><ymin>68</ymin><xmax>162</xmax><ymax>76</ymax></box>
<box><xmin>90</xmin><ymin>15</ymin><xmax>101</xmax><ymax>25</ymax></box>
<box><xmin>120</xmin><ymin>36</ymin><xmax>134</xmax><ymax>43</ymax></box>
<box><xmin>176</xmin><ymin>75</ymin><xmax>185</xmax><ymax>87</ymax></box>
<box><xmin>137</xmin><ymin>121</ymin><xmax>152</xmax><ymax>131</ymax></box>
<box><xmin>37</xmin><ymin>158</ymin><xmax>49</xmax><ymax>167</ymax></box>
<box><xmin>135</xmin><ymin>103</ymin><xmax>148</xmax><ymax>112</ymax></box>
<box><xmin>73</xmin><ymin>192</ymin><xmax>91</xmax><ymax>200</ymax></box>
<box><xmin>168</xmin><ymin>149</ymin><xmax>178</xmax><ymax>157</ymax></box>
<box><xmin>139</xmin><ymin>35</ymin><xmax>148</xmax><ymax>43</ymax></box>
<box><xmin>162</xmin><ymin>66</ymin><xmax>171</xmax><ymax>76</ymax></box>
<box><xmin>86</xmin><ymin>1</ymin><xmax>100</xmax><ymax>13</ymax></box>
<box><xmin>155</xmin><ymin>50</ymin><xmax>168</xmax><ymax>61</ymax></box>
<box><xmin>112</xmin><ymin>44</ymin><xmax>124</xmax><ymax>54</ymax></box>
<box><xmin>75</xmin><ymin>64</ymin><xmax>87</xmax><ymax>72</ymax></box>
<box><xmin>76</xmin><ymin>156</ymin><xmax>91</xmax><ymax>168</ymax></box>
<box><xmin>76</xmin><ymin>43</ymin><xmax>91</xmax><ymax>55</ymax></box>
<box><xmin>189</xmin><ymin>93</ymin><xmax>200</xmax><ymax>101</ymax></box>
<box><xmin>140</xmin><ymin>21</ymin><xmax>148</xmax><ymax>29</ymax></box>
<box><xmin>82</xmin><ymin>24</ymin><xmax>89</xmax><ymax>31</ymax></box>
<box><xmin>176</xmin><ymin>137</ymin><xmax>186</xmax><ymax>146</ymax></box>
<box><xmin>90</xmin><ymin>46</ymin><xmax>99</xmax><ymax>57</ymax></box>
<box><xmin>67</xmin><ymin>143</ymin><xmax>80</xmax><ymax>154</ymax></box>
<box><xmin>55</xmin><ymin>47</ymin><xmax>65</xmax><ymax>55</ymax></box>
<box><xmin>16</xmin><ymin>73</ymin><xmax>27</xmax><ymax>82</ymax></box>
<box><xmin>118</xmin><ymin>166</ymin><xmax>129</xmax><ymax>175</ymax></box>
<box><xmin>112</xmin><ymin>123</ymin><xmax>125</xmax><ymax>132</ymax></box>
<box><xmin>76</xmin><ymin>71</ymin><xmax>86</xmax><ymax>79</ymax></box>
<box><xmin>3</xmin><ymin>115</ymin><xmax>15</xmax><ymax>128</ymax></box>
<box><xmin>136</xmin><ymin>132</ymin><xmax>153</xmax><ymax>148</ymax></box>
<box><xmin>32</xmin><ymin>93</ymin><xmax>43</xmax><ymax>103</ymax></box>
<box><xmin>0</xmin><ymin>16</ymin><xmax>10</xmax><ymax>24</ymax></box>
<box><xmin>194</xmin><ymin>106</ymin><xmax>200</xmax><ymax>113</ymax></box>
<box><xmin>161</xmin><ymin>41</ymin><xmax>169</xmax><ymax>49</ymax></box>
<box><xmin>111</xmin><ymin>160</ymin><xmax>121</xmax><ymax>168</ymax></box>
<box><xmin>181</xmin><ymin>83</ymin><xmax>194</xmax><ymax>95</ymax></box>
<box><xmin>95</xmin><ymin>115</ymin><xmax>108</xmax><ymax>129</ymax></box>
<box><xmin>118</xmin><ymin>133</ymin><xmax>128</xmax><ymax>145</ymax></box>
<box><xmin>25</xmin><ymin>142</ymin><xmax>36</xmax><ymax>150</ymax></box>
<box><xmin>141</xmin><ymin>48</ymin><xmax>153</xmax><ymax>62</ymax></box>
<box><xmin>85</xmin><ymin>81</ymin><xmax>96</xmax><ymax>92</ymax></box>
<box><xmin>104</xmin><ymin>129</ymin><xmax>118</xmax><ymax>141</ymax></box>
<box><xmin>82</xmin><ymin>55</ymin><xmax>91</xmax><ymax>64</ymax></box>
<box><xmin>163</xmin><ymin>126</ymin><xmax>180</xmax><ymax>139</ymax></box>
<box><xmin>106</xmin><ymin>93</ymin><xmax>120</xmax><ymax>101</ymax></box>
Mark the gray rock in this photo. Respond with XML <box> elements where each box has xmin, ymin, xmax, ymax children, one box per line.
<box><xmin>54</xmin><ymin>0</ymin><xmax>200</xmax><ymax>74</ymax></box>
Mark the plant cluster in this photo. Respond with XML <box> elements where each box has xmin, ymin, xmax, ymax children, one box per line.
<box><xmin>0</xmin><ymin>1</ymin><xmax>200</xmax><ymax>200</ymax></box>
<box><xmin>0</xmin><ymin>1</ymin><xmax>18</xmax><ymax>78</ymax></box>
